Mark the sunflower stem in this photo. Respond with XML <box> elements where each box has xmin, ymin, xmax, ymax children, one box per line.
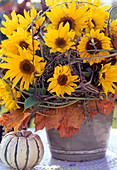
<box><xmin>39</xmin><ymin>99</ymin><xmax>79</xmax><ymax>108</ymax></box>
<box><xmin>72</xmin><ymin>51</ymin><xmax>117</xmax><ymax>61</ymax></box>
<box><xmin>25</xmin><ymin>10</ymin><xmax>42</xmax><ymax>31</ymax></box>
<box><xmin>31</xmin><ymin>14</ymin><xmax>37</xmax><ymax>87</ymax></box>
<box><xmin>35</xmin><ymin>110</ymin><xmax>58</xmax><ymax>117</ymax></box>
<box><xmin>38</xmin><ymin>97</ymin><xmax>105</xmax><ymax>109</ymax></box>
<box><xmin>14</xmin><ymin>100</ymin><xmax>25</xmax><ymax>104</ymax></box>
<box><xmin>9</xmin><ymin>85</ymin><xmax>15</xmax><ymax>101</ymax></box>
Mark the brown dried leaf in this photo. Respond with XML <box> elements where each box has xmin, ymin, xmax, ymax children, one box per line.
<box><xmin>0</xmin><ymin>108</ymin><xmax>32</xmax><ymax>132</ymax></box>
<box><xmin>57</xmin><ymin>118</ymin><xmax>79</xmax><ymax>137</ymax></box>
<box><xmin>34</xmin><ymin>103</ymin><xmax>85</xmax><ymax>137</ymax></box>
<box><xmin>86</xmin><ymin>98</ymin><xmax>115</xmax><ymax>118</ymax></box>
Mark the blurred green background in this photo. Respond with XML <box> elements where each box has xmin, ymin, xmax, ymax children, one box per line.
<box><xmin>112</xmin><ymin>100</ymin><xmax>117</xmax><ymax>128</ymax></box>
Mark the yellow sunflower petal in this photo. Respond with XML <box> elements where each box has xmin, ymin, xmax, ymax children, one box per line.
<box><xmin>47</xmin><ymin>65</ymin><xmax>78</xmax><ymax>97</ymax></box>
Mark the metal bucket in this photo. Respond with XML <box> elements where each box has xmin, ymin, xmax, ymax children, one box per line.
<box><xmin>47</xmin><ymin>111</ymin><xmax>113</xmax><ymax>161</ymax></box>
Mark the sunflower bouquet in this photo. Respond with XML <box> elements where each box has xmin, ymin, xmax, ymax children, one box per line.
<box><xmin>0</xmin><ymin>0</ymin><xmax>117</xmax><ymax>137</ymax></box>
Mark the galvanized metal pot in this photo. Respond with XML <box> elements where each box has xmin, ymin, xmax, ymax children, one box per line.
<box><xmin>47</xmin><ymin>111</ymin><xmax>113</xmax><ymax>161</ymax></box>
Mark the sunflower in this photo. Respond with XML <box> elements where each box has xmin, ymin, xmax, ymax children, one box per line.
<box><xmin>47</xmin><ymin>65</ymin><xmax>79</xmax><ymax>97</ymax></box>
<box><xmin>44</xmin><ymin>22</ymin><xmax>75</xmax><ymax>53</ymax></box>
<box><xmin>77</xmin><ymin>29</ymin><xmax>112</xmax><ymax>65</ymax></box>
<box><xmin>1</xmin><ymin>27</ymin><xmax>40</xmax><ymax>55</ymax></box>
<box><xmin>0</xmin><ymin>79</ymin><xmax>21</xmax><ymax>111</ymax></box>
<box><xmin>98</xmin><ymin>63</ymin><xmax>117</xmax><ymax>96</ymax></box>
<box><xmin>18</xmin><ymin>7</ymin><xmax>45</xmax><ymax>34</ymax></box>
<box><xmin>86</xmin><ymin>8</ymin><xmax>108</xmax><ymax>33</ymax></box>
<box><xmin>84</xmin><ymin>0</ymin><xmax>111</xmax><ymax>22</ymax></box>
<box><xmin>85</xmin><ymin>0</ymin><xmax>111</xmax><ymax>11</ymax></box>
<box><xmin>1</xmin><ymin>10</ymin><xmax>19</xmax><ymax>37</ymax></box>
<box><xmin>107</xmin><ymin>19</ymin><xmax>117</xmax><ymax>49</ymax></box>
<box><xmin>46</xmin><ymin>0</ymin><xmax>88</xmax><ymax>37</ymax></box>
<box><xmin>0</xmin><ymin>47</ymin><xmax>47</xmax><ymax>91</ymax></box>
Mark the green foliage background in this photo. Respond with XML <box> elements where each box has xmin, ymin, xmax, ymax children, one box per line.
<box><xmin>112</xmin><ymin>100</ymin><xmax>117</xmax><ymax>128</ymax></box>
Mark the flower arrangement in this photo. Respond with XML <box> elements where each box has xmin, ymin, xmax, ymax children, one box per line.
<box><xmin>0</xmin><ymin>0</ymin><xmax>117</xmax><ymax>137</ymax></box>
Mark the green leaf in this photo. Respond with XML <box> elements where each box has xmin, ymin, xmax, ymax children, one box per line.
<box><xmin>25</xmin><ymin>88</ymin><xmax>46</xmax><ymax>95</ymax></box>
<box><xmin>24</xmin><ymin>96</ymin><xmax>37</xmax><ymax>111</ymax></box>
<box><xmin>39</xmin><ymin>88</ymin><xmax>46</xmax><ymax>95</ymax></box>
<box><xmin>25</xmin><ymin>88</ymin><xmax>36</xmax><ymax>94</ymax></box>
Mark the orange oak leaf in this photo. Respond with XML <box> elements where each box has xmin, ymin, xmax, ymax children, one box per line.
<box><xmin>34</xmin><ymin>103</ymin><xmax>85</xmax><ymax>137</ymax></box>
<box><xmin>86</xmin><ymin>98</ymin><xmax>115</xmax><ymax>118</ymax></box>
<box><xmin>34</xmin><ymin>98</ymin><xmax>115</xmax><ymax>137</ymax></box>
<box><xmin>57</xmin><ymin>118</ymin><xmax>79</xmax><ymax>137</ymax></box>
<box><xmin>0</xmin><ymin>108</ymin><xmax>32</xmax><ymax>132</ymax></box>
<box><xmin>34</xmin><ymin>108</ymin><xmax>63</xmax><ymax>131</ymax></box>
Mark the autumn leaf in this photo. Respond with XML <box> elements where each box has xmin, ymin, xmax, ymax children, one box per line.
<box><xmin>34</xmin><ymin>98</ymin><xmax>115</xmax><ymax>137</ymax></box>
<box><xmin>0</xmin><ymin>108</ymin><xmax>32</xmax><ymax>132</ymax></box>
<box><xmin>86</xmin><ymin>98</ymin><xmax>115</xmax><ymax>118</ymax></box>
<box><xmin>34</xmin><ymin>114</ymin><xmax>46</xmax><ymax>130</ymax></box>
<box><xmin>62</xmin><ymin>102</ymin><xmax>85</xmax><ymax>128</ymax></box>
<box><xmin>108</xmin><ymin>91</ymin><xmax>117</xmax><ymax>99</ymax></box>
<box><xmin>34</xmin><ymin>103</ymin><xmax>85</xmax><ymax>137</ymax></box>
<box><xmin>57</xmin><ymin>118</ymin><xmax>79</xmax><ymax>137</ymax></box>
<box><xmin>34</xmin><ymin>109</ymin><xmax>62</xmax><ymax>131</ymax></box>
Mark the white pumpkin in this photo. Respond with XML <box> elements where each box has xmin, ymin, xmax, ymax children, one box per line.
<box><xmin>0</xmin><ymin>130</ymin><xmax>44</xmax><ymax>169</ymax></box>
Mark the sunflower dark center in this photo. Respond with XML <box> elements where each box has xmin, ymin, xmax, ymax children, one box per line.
<box><xmin>55</xmin><ymin>38</ymin><xmax>66</xmax><ymax>48</ymax></box>
<box><xmin>57</xmin><ymin>74</ymin><xmax>68</xmax><ymax>86</ymax></box>
<box><xmin>58</xmin><ymin>16</ymin><xmax>75</xmax><ymax>30</ymax></box>
<box><xmin>20</xmin><ymin>59</ymin><xmax>33</xmax><ymax>74</ymax></box>
<box><xmin>19</xmin><ymin>41</ymin><xmax>29</xmax><ymax>50</ymax></box>
<box><xmin>86</xmin><ymin>38</ymin><xmax>102</xmax><ymax>54</ymax></box>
